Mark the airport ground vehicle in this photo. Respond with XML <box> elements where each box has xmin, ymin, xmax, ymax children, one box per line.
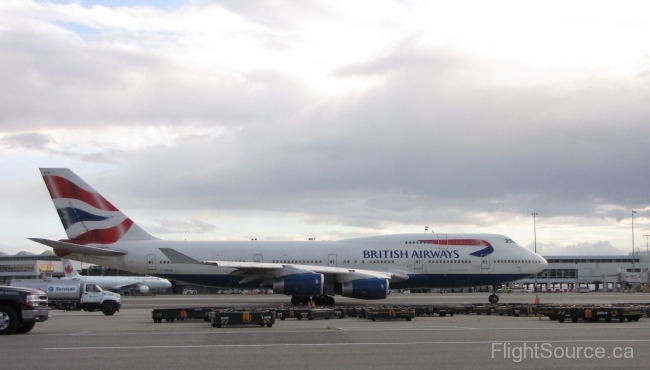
<box><xmin>9</xmin><ymin>279</ymin><xmax>121</xmax><ymax>315</ymax></box>
<box><xmin>578</xmin><ymin>287</ymin><xmax>591</xmax><ymax>293</ymax></box>
<box><xmin>0</xmin><ymin>285</ymin><xmax>51</xmax><ymax>335</ymax></box>
<box><xmin>497</xmin><ymin>287</ymin><xmax>513</xmax><ymax>293</ymax></box>
<box><xmin>182</xmin><ymin>288</ymin><xmax>198</xmax><ymax>295</ymax></box>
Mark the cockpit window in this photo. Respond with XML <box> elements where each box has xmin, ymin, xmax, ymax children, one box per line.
<box><xmin>505</xmin><ymin>239</ymin><xmax>515</xmax><ymax>243</ymax></box>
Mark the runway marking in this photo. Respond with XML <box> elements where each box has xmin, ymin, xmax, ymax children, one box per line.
<box><xmin>38</xmin><ymin>325</ymin><xmax>649</xmax><ymax>337</ymax></box>
<box><xmin>44</xmin><ymin>339</ymin><xmax>650</xmax><ymax>350</ymax></box>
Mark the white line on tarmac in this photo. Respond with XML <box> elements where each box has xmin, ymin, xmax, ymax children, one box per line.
<box><xmin>44</xmin><ymin>339</ymin><xmax>650</xmax><ymax>350</ymax></box>
<box><xmin>46</xmin><ymin>325</ymin><xmax>648</xmax><ymax>336</ymax></box>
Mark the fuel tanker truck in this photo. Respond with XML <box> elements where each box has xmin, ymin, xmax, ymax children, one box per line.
<box><xmin>9</xmin><ymin>279</ymin><xmax>121</xmax><ymax>315</ymax></box>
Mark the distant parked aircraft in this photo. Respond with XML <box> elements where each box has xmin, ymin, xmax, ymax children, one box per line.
<box><xmin>60</xmin><ymin>258</ymin><xmax>172</xmax><ymax>294</ymax></box>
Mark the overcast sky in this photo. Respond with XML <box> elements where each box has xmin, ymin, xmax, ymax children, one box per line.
<box><xmin>1</xmin><ymin>0</ymin><xmax>650</xmax><ymax>256</ymax></box>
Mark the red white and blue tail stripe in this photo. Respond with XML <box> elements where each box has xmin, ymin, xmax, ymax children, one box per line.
<box><xmin>40</xmin><ymin>168</ymin><xmax>157</xmax><ymax>245</ymax></box>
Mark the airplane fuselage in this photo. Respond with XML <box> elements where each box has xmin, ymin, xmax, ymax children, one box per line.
<box><xmin>67</xmin><ymin>233</ymin><xmax>547</xmax><ymax>292</ymax></box>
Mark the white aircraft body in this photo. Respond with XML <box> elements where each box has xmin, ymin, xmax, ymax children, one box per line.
<box><xmin>60</xmin><ymin>258</ymin><xmax>172</xmax><ymax>294</ymax></box>
<box><xmin>30</xmin><ymin>168</ymin><xmax>547</xmax><ymax>305</ymax></box>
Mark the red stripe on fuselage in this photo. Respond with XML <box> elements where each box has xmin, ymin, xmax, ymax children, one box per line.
<box><xmin>43</xmin><ymin>175</ymin><xmax>119</xmax><ymax>212</ymax></box>
<box><xmin>61</xmin><ymin>218</ymin><xmax>133</xmax><ymax>245</ymax></box>
<box><xmin>419</xmin><ymin>239</ymin><xmax>492</xmax><ymax>247</ymax></box>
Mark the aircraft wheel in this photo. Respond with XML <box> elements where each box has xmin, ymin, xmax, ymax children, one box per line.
<box><xmin>291</xmin><ymin>296</ymin><xmax>301</xmax><ymax>305</ymax></box>
<box><xmin>488</xmin><ymin>294</ymin><xmax>499</xmax><ymax>304</ymax></box>
<box><xmin>325</xmin><ymin>296</ymin><xmax>335</xmax><ymax>306</ymax></box>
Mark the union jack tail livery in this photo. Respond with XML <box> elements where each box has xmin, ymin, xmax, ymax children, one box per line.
<box><xmin>40</xmin><ymin>168</ymin><xmax>157</xmax><ymax>244</ymax></box>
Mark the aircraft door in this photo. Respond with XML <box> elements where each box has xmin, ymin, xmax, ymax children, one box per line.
<box><xmin>481</xmin><ymin>255</ymin><xmax>490</xmax><ymax>271</ymax></box>
<box><xmin>254</xmin><ymin>254</ymin><xmax>263</xmax><ymax>263</ymax></box>
<box><xmin>437</xmin><ymin>234</ymin><xmax>448</xmax><ymax>249</ymax></box>
<box><xmin>328</xmin><ymin>254</ymin><xmax>337</xmax><ymax>267</ymax></box>
<box><xmin>147</xmin><ymin>254</ymin><xmax>156</xmax><ymax>271</ymax></box>
<box><xmin>414</xmin><ymin>257</ymin><xmax>423</xmax><ymax>270</ymax></box>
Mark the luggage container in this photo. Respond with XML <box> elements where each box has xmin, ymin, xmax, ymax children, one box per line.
<box><xmin>539</xmin><ymin>305</ymin><xmax>645</xmax><ymax>323</ymax></box>
<box><xmin>366</xmin><ymin>308</ymin><xmax>415</xmax><ymax>321</ymax></box>
<box><xmin>275</xmin><ymin>308</ymin><xmax>337</xmax><ymax>320</ymax></box>
<box><xmin>208</xmin><ymin>310</ymin><xmax>276</xmax><ymax>328</ymax></box>
<box><xmin>151</xmin><ymin>307</ymin><xmax>234</xmax><ymax>323</ymax></box>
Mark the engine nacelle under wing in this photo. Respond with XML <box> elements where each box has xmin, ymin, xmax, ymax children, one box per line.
<box><xmin>341</xmin><ymin>278</ymin><xmax>389</xmax><ymax>300</ymax></box>
<box><xmin>273</xmin><ymin>273</ymin><xmax>324</xmax><ymax>297</ymax></box>
<box><xmin>136</xmin><ymin>284</ymin><xmax>150</xmax><ymax>294</ymax></box>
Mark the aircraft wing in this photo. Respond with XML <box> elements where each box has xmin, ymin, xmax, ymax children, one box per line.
<box><xmin>28</xmin><ymin>238</ymin><xmax>127</xmax><ymax>256</ymax></box>
<box><xmin>159</xmin><ymin>248</ymin><xmax>408</xmax><ymax>283</ymax></box>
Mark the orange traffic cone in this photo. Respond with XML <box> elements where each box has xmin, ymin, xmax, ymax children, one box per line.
<box><xmin>534</xmin><ymin>295</ymin><xmax>540</xmax><ymax>305</ymax></box>
<box><xmin>280</xmin><ymin>301</ymin><xmax>284</xmax><ymax>308</ymax></box>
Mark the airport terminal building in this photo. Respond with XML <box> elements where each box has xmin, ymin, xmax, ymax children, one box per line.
<box><xmin>515</xmin><ymin>251</ymin><xmax>650</xmax><ymax>291</ymax></box>
<box><xmin>0</xmin><ymin>250</ymin><xmax>63</xmax><ymax>285</ymax></box>
<box><xmin>0</xmin><ymin>250</ymin><xmax>138</xmax><ymax>285</ymax></box>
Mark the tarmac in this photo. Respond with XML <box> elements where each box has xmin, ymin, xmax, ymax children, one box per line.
<box><xmin>2</xmin><ymin>292</ymin><xmax>649</xmax><ymax>370</ymax></box>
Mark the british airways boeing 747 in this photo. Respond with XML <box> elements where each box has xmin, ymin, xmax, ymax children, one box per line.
<box><xmin>30</xmin><ymin>168</ymin><xmax>547</xmax><ymax>304</ymax></box>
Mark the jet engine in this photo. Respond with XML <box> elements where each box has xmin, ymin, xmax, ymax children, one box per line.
<box><xmin>273</xmin><ymin>273</ymin><xmax>324</xmax><ymax>297</ymax></box>
<box><xmin>136</xmin><ymin>284</ymin><xmax>150</xmax><ymax>294</ymax></box>
<box><xmin>341</xmin><ymin>278</ymin><xmax>388</xmax><ymax>300</ymax></box>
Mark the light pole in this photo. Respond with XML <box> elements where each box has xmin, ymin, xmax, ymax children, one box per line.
<box><xmin>632</xmin><ymin>211</ymin><xmax>636</xmax><ymax>271</ymax></box>
<box><xmin>532</xmin><ymin>212</ymin><xmax>538</xmax><ymax>292</ymax></box>
<box><xmin>644</xmin><ymin>234</ymin><xmax>650</xmax><ymax>254</ymax></box>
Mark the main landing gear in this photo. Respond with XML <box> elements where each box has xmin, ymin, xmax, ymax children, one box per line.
<box><xmin>488</xmin><ymin>285</ymin><xmax>500</xmax><ymax>304</ymax></box>
<box><xmin>290</xmin><ymin>295</ymin><xmax>335</xmax><ymax>306</ymax></box>
<box><xmin>291</xmin><ymin>296</ymin><xmax>309</xmax><ymax>305</ymax></box>
<box><xmin>312</xmin><ymin>295</ymin><xmax>335</xmax><ymax>306</ymax></box>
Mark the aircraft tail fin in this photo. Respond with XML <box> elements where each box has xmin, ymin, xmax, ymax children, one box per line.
<box><xmin>39</xmin><ymin>168</ymin><xmax>158</xmax><ymax>244</ymax></box>
<box><xmin>60</xmin><ymin>258</ymin><xmax>82</xmax><ymax>278</ymax></box>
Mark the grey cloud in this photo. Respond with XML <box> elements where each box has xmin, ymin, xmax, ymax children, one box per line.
<box><xmin>197</xmin><ymin>1</ymin><xmax>334</xmax><ymax>28</ymax></box>
<box><xmin>0</xmin><ymin>28</ymin><xmax>312</xmax><ymax>133</ymax></box>
<box><xmin>146</xmin><ymin>219</ymin><xmax>218</xmax><ymax>234</ymax></box>
<box><xmin>0</xmin><ymin>132</ymin><xmax>54</xmax><ymax>150</ymax></box>
<box><xmin>0</xmin><ymin>130</ymin><xmax>121</xmax><ymax>164</ymax></box>
<box><xmin>4</xmin><ymin>18</ymin><xmax>650</xmax><ymax>235</ymax></box>
<box><xmin>99</xmin><ymin>56</ymin><xmax>650</xmax><ymax>231</ymax></box>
